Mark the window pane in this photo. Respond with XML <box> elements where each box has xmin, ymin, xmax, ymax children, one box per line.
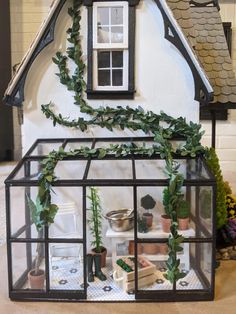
<box><xmin>97</xmin><ymin>7</ymin><xmax>109</xmax><ymax>25</ymax></box>
<box><xmin>98</xmin><ymin>26</ymin><xmax>110</xmax><ymax>43</ymax></box>
<box><xmin>98</xmin><ymin>51</ymin><xmax>110</xmax><ymax>68</ymax></box>
<box><xmin>111</xmin><ymin>26</ymin><xmax>123</xmax><ymax>43</ymax></box>
<box><xmin>111</xmin><ymin>7</ymin><xmax>123</xmax><ymax>25</ymax></box>
<box><xmin>112</xmin><ymin>51</ymin><xmax>123</xmax><ymax>67</ymax></box>
<box><xmin>98</xmin><ymin>70</ymin><xmax>111</xmax><ymax>86</ymax></box>
<box><xmin>112</xmin><ymin>69</ymin><xmax>123</xmax><ymax>86</ymax></box>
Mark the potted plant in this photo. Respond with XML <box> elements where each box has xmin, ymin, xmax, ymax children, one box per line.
<box><xmin>161</xmin><ymin>187</ymin><xmax>172</xmax><ymax>233</ymax></box>
<box><xmin>28</xmin><ymin>242</ymin><xmax>45</xmax><ymax>289</ymax></box>
<box><xmin>88</xmin><ymin>187</ymin><xmax>107</xmax><ymax>268</ymax></box>
<box><xmin>176</xmin><ymin>198</ymin><xmax>190</xmax><ymax>230</ymax></box>
<box><xmin>141</xmin><ymin>194</ymin><xmax>156</xmax><ymax>228</ymax></box>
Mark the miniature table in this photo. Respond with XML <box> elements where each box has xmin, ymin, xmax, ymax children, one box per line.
<box><xmin>106</xmin><ymin>225</ymin><xmax>195</xmax><ymax>270</ymax></box>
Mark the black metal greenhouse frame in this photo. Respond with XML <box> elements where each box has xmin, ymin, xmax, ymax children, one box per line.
<box><xmin>5</xmin><ymin>137</ymin><xmax>216</xmax><ymax>302</ymax></box>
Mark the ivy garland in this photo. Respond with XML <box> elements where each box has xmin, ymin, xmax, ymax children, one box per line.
<box><xmin>30</xmin><ymin>0</ymin><xmax>208</xmax><ymax>284</ymax></box>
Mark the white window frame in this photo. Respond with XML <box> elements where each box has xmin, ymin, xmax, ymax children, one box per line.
<box><xmin>93</xmin><ymin>1</ymin><xmax>129</xmax><ymax>91</ymax></box>
<box><xmin>93</xmin><ymin>1</ymin><xmax>129</xmax><ymax>49</ymax></box>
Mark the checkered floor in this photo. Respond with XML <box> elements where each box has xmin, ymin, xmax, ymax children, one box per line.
<box><xmin>49</xmin><ymin>257</ymin><xmax>203</xmax><ymax>301</ymax></box>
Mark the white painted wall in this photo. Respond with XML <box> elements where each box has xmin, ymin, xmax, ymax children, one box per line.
<box><xmin>201</xmin><ymin>0</ymin><xmax>236</xmax><ymax>193</ymax></box>
<box><xmin>22</xmin><ymin>0</ymin><xmax>198</xmax><ymax>154</ymax></box>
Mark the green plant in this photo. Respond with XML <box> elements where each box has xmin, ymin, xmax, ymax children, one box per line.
<box><xmin>199</xmin><ymin>188</ymin><xmax>212</xmax><ymax>219</ymax></box>
<box><xmin>141</xmin><ymin>194</ymin><xmax>156</xmax><ymax>214</ymax></box>
<box><xmin>137</xmin><ymin>214</ymin><xmax>149</xmax><ymax>233</ymax></box>
<box><xmin>30</xmin><ymin>0</ymin><xmax>210</xmax><ymax>285</ymax></box>
<box><xmin>87</xmin><ymin>187</ymin><xmax>104</xmax><ymax>253</ymax></box>
<box><xmin>176</xmin><ymin>198</ymin><xmax>190</xmax><ymax>219</ymax></box>
<box><xmin>205</xmin><ymin>148</ymin><xmax>227</xmax><ymax>229</ymax></box>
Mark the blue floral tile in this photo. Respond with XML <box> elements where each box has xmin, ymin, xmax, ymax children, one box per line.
<box><xmin>179</xmin><ymin>281</ymin><xmax>189</xmax><ymax>287</ymax></box>
<box><xmin>103</xmin><ymin>286</ymin><xmax>112</xmax><ymax>292</ymax></box>
<box><xmin>70</xmin><ymin>268</ymin><xmax>78</xmax><ymax>274</ymax></box>
<box><xmin>59</xmin><ymin>279</ymin><xmax>68</xmax><ymax>285</ymax></box>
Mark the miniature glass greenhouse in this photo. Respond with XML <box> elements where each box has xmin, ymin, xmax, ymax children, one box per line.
<box><xmin>5</xmin><ymin>137</ymin><xmax>216</xmax><ymax>302</ymax></box>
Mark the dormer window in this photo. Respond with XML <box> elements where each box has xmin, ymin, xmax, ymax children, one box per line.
<box><xmin>85</xmin><ymin>1</ymin><xmax>140</xmax><ymax>99</ymax></box>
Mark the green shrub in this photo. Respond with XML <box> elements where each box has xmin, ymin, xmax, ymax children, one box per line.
<box><xmin>204</xmin><ymin>148</ymin><xmax>227</xmax><ymax>229</ymax></box>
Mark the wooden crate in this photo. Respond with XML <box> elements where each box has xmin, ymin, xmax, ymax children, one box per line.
<box><xmin>113</xmin><ymin>256</ymin><xmax>157</xmax><ymax>292</ymax></box>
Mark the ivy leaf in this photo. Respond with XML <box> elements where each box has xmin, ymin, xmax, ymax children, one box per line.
<box><xmin>98</xmin><ymin>148</ymin><xmax>107</xmax><ymax>159</ymax></box>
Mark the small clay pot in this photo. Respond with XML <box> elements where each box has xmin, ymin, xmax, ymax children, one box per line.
<box><xmin>158</xmin><ymin>243</ymin><xmax>168</xmax><ymax>255</ymax></box>
<box><xmin>178</xmin><ymin>217</ymin><xmax>189</xmax><ymax>230</ymax></box>
<box><xmin>28</xmin><ymin>269</ymin><xmax>45</xmax><ymax>290</ymax></box>
<box><xmin>161</xmin><ymin>215</ymin><xmax>171</xmax><ymax>233</ymax></box>
<box><xmin>128</xmin><ymin>240</ymin><xmax>143</xmax><ymax>255</ymax></box>
<box><xmin>142</xmin><ymin>213</ymin><xmax>153</xmax><ymax>228</ymax></box>
<box><xmin>143</xmin><ymin>243</ymin><xmax>158</xmax><ymax>255</ymax></box>
<box><xmin>91</xmin><ymin>247</ymin><xmax>107</xmax><ymax>268</ymax></box>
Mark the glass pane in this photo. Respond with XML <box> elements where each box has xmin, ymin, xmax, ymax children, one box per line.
<box><xmin>111</xmin><ymin>26</ymin><xmax>123</xmax><ymax>43</ymax></box>
<box><xmin>176</xmin><ymin>242</ymin><xmax>212</xmax><ymax>291</ymax></box>
<box><xmin>31</xmin><ymin>142</ymin><xmax>63</xmax><ymax>156</ymax></box>
<box><xmin>43</xmin><ymin>186</ymin><xmax>83</xmax><ymax>239</ymax></box>
<box><xmin>88</xmin><ymin>160</ymin><xmax>132</xmax><ymax>179</ymax></box>
<box><xmin>12</xmin><ymin>242</ymin><xmax>46</xmax><ymax>291</ymax></box>
<box><xmin>98</xmin><ymin>26</ymin><xmax>110</xmax><ymax>43</ymax></box>
<box><xmin>98</xmin><ymin>51</ymin><xmax>110</xmax><ymax>68</ymax></box>
<box><xmin>49</xmin><ymin>187</ymin><xmax>83</xmax><ymax>239</ymax></box>
<box><xmin>10</xmin><ymin>186</ymin><xmax>44</xmax><ymax>239</ymax></box>
<box><xmin>54</xmin><ymin>160</ymin><xmax>87</xmax><ymax>180</ymax></box>
<box><xmin>111</xmin><ymin>7</ymin><xmax>123</xmax><ymax>25</ymax></box>
<box><xmin>97</xmin><ymin>7</ymin><xmax>109</xmax><ymax>25</ymax></box>
<box><xmin>112</xmin><ymin>69</ymin><xmax>123</xmax><ymax>86</ymax></box>
<box><xmin>112</xmin><ymin>51</ymin><xmax>123</xmax><ymax>67</ymax></box>
<box><xmin>49</xmin><ymin>243</ymin><xmax>84</xmax><ymax>291</ymax></box>
<box><xmin>98</xmin><ymin>69</ymin><xmax>111</xmax><ymax>86</ymax></box>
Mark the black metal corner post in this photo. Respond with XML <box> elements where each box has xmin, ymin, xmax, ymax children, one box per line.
<box><xmin>81</xmin><ymin>139</ymin><xmax>95</xmax><ymax>298</ymax></box>
<box><xmin>24</xmin><ymin>160</ymin><xmax>33</xmax><ymax>274</ymax></box>
<box><xmin>211</xmin><ymin>110</ymin><xmax>216</xmax><ymax>148</ymax></box>
<box><xmin>44</xmin><ymin>225</ymin><xmax>50</xmax><ymax>293</ymax></box>
<box><xmin>5</xmin><ymin>184</ymin><xmax>13</xmax><ymax>295</ymax></box>
<box><xmin>211</xmin><ymin>182</ymin><xmax>217</xmax><ymax>299</ymax></box>
<box><xmin>131</xmin><ymin>156</ymin><xmax>138</xmax><ymax>299</ymax></box>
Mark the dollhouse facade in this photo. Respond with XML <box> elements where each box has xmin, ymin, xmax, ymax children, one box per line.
<box><xmin>3</xmin><ymin>0</ymin><xmax>236</xmax><ymax>303</ymax></box>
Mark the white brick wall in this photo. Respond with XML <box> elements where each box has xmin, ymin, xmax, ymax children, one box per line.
<box><xmin>10</xmin><ymin>0</ymin><xmax>53</xmax><ymax>160</ymax></box>
<box><xmin>201</xmin><ymin>1</ymin><xmax>236</xmax><ymax>194</ymax></box>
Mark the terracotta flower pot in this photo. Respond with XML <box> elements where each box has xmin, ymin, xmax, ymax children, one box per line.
<box><xmin>143</xmin><ymin>243</ymin><xmax>159</xmax><ymax>255</ymax></box>
<box><xmin>142</xmin><ymin>213</ymin><xmax>153</xmax><ymax>228</ymax></box>
<box><xmin>28</xmin><ymin>269</ymin><xmax>45</xmax><ymax>289</ymax></box>
<box><xmin>92</xmin><ymin>247</ymin><xmax>107</xmax><ymax>268</ymax></box>
<box><xmin>178</xmin><ymin>217</ymin><xmax>189</xmax><ymax>230</ymax></box>
<box><xmin>161</xmin><ymin>215</ymin><xmax>171</xmax><ymax>233</ymax></box>
<box><xmin>128</xmin><ymin>240</ymin><xmax>143</xmax><ymax>255</ymax></box>
<box><xmin>158</xmin><ymin>243</ymin><xmax>168</xmax><ymax>255</ymax></box>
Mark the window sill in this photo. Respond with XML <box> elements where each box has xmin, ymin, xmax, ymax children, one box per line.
<box><xmin>86</xmin><ymin>90</ymin><xmax>135</xmax><ymax>100</ymax></box>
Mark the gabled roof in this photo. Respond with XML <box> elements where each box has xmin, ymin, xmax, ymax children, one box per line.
<box><xmin>4</xmin><ymin>0</ymin><xmax>214</xmax><ymax>107</ymax></box>
<box><xmin>167</xmin><ymin>0</ymin><xmax>236</xmax><ymax>109</ymax></box>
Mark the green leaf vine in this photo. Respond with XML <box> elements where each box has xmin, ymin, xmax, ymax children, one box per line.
<box><xmin>31</xmin><ymin>0</ymin><xmax>209</xmax><ymax>284</ymax></box>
